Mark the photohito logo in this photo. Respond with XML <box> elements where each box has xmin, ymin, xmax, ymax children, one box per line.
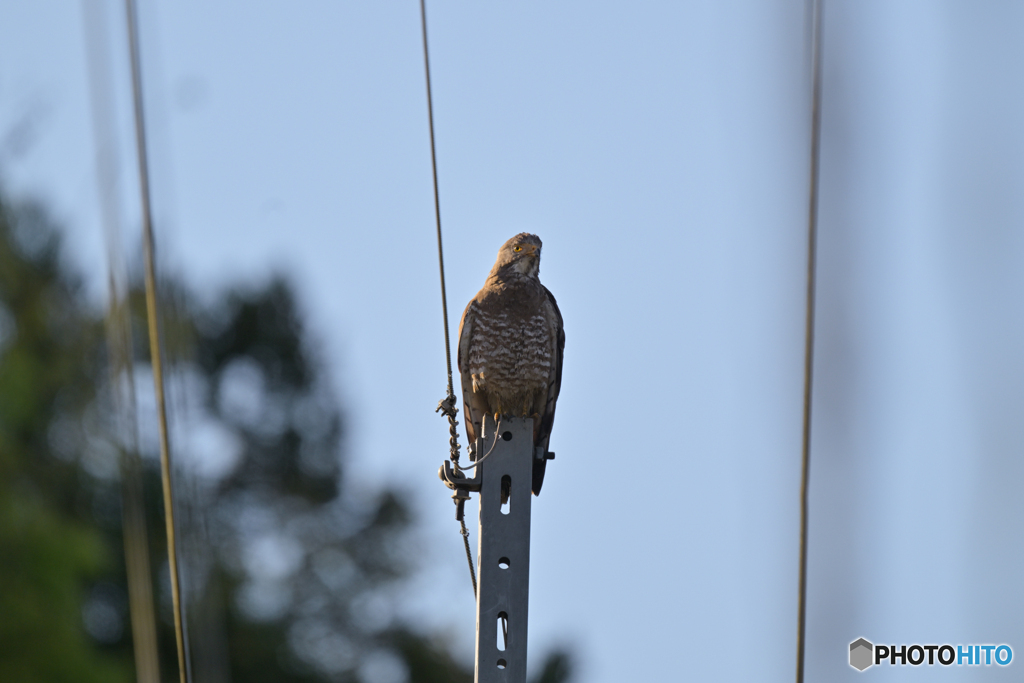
<box><xmin>849</xmin><ymin>638</ymin><xmax>1012</xmax><ymax>671</ymax></box>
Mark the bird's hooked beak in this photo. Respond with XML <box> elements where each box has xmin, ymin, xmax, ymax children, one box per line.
<box><xmin>507</xmin><ymin>242</ymin><xmax>541</xmax><ymax>277</ymax></box>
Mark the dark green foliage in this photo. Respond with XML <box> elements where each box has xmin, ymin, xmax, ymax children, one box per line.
<box><xmin>387</xmin><ymin>630</ymin><xmax>572</xmax><ymax>683</ymax></box>
<box><xmin>388</xmin><ymin>629</ymin><xmax>472</xmax><ymax>683</ymax></box>
<box><xmin>183</xmin><ymin>276</ymin><xmax>420</xmax><ymax>681</ymax></box>
<box><xmin>530</xmin><ymin>651</ymin><xmax>573</xmax><ymax>683</ymax></box>
<box><xmin>196</xmin><ymin>277</ymin><xmax>340</xmax><ymax>502</ymax></box>
<box><xmin>0</xmin><ymin>191</ymin><xmax>573</xmax><ymax>683</ymax></box>
<box><xmin>0</xmin><ymin>200</ymin><xmax>129</xmax><ymax>683</ymax></box>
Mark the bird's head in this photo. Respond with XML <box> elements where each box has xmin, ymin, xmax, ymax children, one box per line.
<box><xmin>489</xmin><ymin>233</ymin><xmax>543</xmax><ymax>280</ymax></box>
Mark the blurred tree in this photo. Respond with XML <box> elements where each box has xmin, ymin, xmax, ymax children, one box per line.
<box><xmin>0</xmin><ymin>191</ymin><xmax>572</xmax><ymax>683</ymax></box>
<box><xmin>0</xmin><ymin>199</ymin><xmax>130</xmax><ymax>683</ymax></box>
<box><xmin>183</xmin><ymin>276</ymin><xmax>416</xmax><ymax>683</ymax></box>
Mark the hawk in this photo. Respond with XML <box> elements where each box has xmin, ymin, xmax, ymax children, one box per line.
<box><xmin>458</xmin><ymin>233</ymin><xmax>564</xmax><ymax>496</ymax></box>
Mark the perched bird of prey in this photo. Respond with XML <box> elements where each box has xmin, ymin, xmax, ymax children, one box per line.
<box><xmin>458</xmin><ymin>233</ymin><xmax>564</xmax><ymax>496</ymax></box>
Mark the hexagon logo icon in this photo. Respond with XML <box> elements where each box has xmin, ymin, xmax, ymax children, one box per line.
<box><xmin>849</xmin><ymin>638</ymin><xmax>874</xmax><ymax>671</ymax></box>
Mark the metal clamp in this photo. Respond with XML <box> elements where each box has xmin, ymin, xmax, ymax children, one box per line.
<box><xmin>439</xmin><ymin>460</ymin><xmax>482</xmax><ymax>493</ymax></box>
<box><xmin>439</xmin><ymin>459</ymin><xmax>481</xmax><ymax>522</ymax></box>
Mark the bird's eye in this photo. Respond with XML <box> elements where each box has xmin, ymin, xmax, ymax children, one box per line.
<box><xmin>513</xmin><ymin>246</ymin><xmax>522</xmax><ymax>252</ymax></box>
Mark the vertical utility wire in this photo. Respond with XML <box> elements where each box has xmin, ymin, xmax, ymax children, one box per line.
<box><xmin>124</xmin><ymin>2</ymin><xmax>189</xmax><ymax>682</ymax></box>
<box><xmin>796</xmin><ymin>1</ymin><xmax>823</xmax><ymax>682</ymax></box>
<box><xmin>420</xmin><ymin>0</ymin><xmax>455</xmax><ymax>404</ymax></box>
<box><xmin>420</xmin><ymin>0</ymin><xmax>477</xmax><ymax>598</ymax></box>
<box><xmin>82</xmin><ymin>3</ymin><xmax>161</xmax><ymax>681</ymax></box>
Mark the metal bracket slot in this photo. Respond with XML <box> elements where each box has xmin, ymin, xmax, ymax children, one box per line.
<box><xmin>473</xmin><ymin>416</ymin><xmax>532</xmax><ymax>682</ymax></box>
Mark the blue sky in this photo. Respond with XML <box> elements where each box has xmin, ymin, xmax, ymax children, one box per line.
<box><xmin>3</xmin><ymin>2</ymin><xmax>1024</xmax><ymax>681</ymax></box>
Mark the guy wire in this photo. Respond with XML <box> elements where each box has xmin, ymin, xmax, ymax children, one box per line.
<box><xmin>419</xmin><ymin>0</ymin><xmax>463</xmax><ymax>471</ymax></box>
<box><xmin>125</xmin><ymin>2</ymin><xmax>190</xmax><ymax>682</ymax></box>
<box><xmin>796</xmin><ymin>0</ymin><xmax>823</xmax><ymax>682</ymax></box>
<box><xmin>460</xmin><ymin>518</ymin><xmax>477</xmax><ymax>597</ymax></box>
<box><xmin>419</xmin><ymin>0</ymin><xmax>477</xmax><ymax>598</ymax></box>
<box><xmin>420</xmin><ymin>0</ymin><xmax>455</xmax><ymax>404</ymax></box>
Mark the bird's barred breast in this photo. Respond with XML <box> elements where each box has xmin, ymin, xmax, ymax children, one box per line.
<box><xmin>468</xmin><ymin>308</ymin><xmax>552</xmax><ymax>392</ymax></box>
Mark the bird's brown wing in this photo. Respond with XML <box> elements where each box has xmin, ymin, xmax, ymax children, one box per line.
<box><xmin>457</xmin><ymin>297</ymin><xmax>488</xmax><ymax>458</ymax></box>
<box><xmin>533</xmin><ymin>286</ymin><xmax>564</xmax><ymax>494</ymax></box>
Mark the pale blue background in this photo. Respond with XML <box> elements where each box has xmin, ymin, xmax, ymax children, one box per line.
<box><xmin>2</xmin><ymin>1</ymin><xmax>1023</xmax><ymax>681</ymax></box>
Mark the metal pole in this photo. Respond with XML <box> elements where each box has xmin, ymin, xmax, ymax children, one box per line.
<box><xmin>474</xmin><ymin>416</ymin><xmax>533</xmax><ymax>682</ymax></box>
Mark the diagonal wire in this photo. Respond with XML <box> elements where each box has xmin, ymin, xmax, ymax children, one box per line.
<box><xmin>420</xmin><ymin>0</ymin><xmax>455</xmax><ymax>406</ymax></box>
<box><xmin>124</xmin><ymin>2</ymin><xmax>190</xmax><ymax>682</ymax></box>
<box><xmin>796</xmin><ymin>0</ymin><xmax>824</xmax><ymax>682</ymax></box>
<box><xmin>419</xmin><ymin>0</ymin><xmax>476</xmax><ymax>598</ymax></box>
<box><xmin>459</xmin><ymin>518</ymin><xmax>477</xmax><ymax>597</ymax></box>
<box><xmin>420</xmin><ymin>0</ymin><xmax>461</xmax><ymax>469</ymax></box>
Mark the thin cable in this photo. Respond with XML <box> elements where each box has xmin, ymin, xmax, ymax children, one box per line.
<box><xmin>460</xmin><ymin>519</ymin><xmax>477</xmax><ymax>597</ymax></box>
<box><xmin>453</xmin><ymin>419</ymin><xmax>502</xmax><ymax>471</ymax></box>
<box><xmin>421</xmin><ymin>0</ymin><xmax>462</xmax><ymax>471</ymax></box>
<box><xmin>125</xmin><ymin>2</ymin><xmax>189</xmax><ymax>682</ymax></box>
<box><xmin>420</xmin><ymin>0</ymin><xmax>479</xmax><ymax>601</ymax></box>
<box><xmin>420</xmin><ymin>0</ymin><xmax>456</xmax><ymax>404</ymax></box>
<box><xmin>796</xmin><ymin>1</ymin><xmax>823</xmax><ymax>682</ymax></box>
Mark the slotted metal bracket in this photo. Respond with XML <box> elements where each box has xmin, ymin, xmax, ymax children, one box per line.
<box><xmin>474</xmin><ymin>416</ymin><xmax>532</xmax><ymax>682</ymax></box>
<box><xmin>438</xmin><ymin>416</ymin><xmax>536</xmax><ymax>681</ymax></box>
